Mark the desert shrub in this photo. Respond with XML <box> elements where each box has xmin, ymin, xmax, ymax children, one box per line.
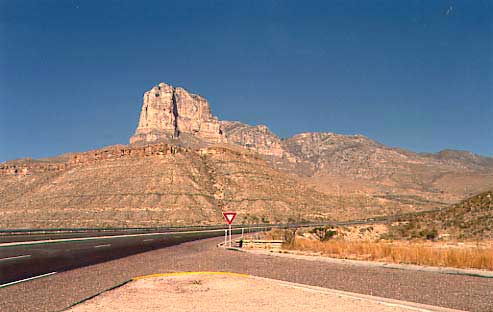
<box><xmin>424</xmin><ymin>228</ymin><xmax>438</xmax><ymax>240</ymax></box>
<box><xmin>322</xmin><ymin>230</ymin><xmax>337</xmax><ymax>241</ymax></box>
<box><xmin>309</xmin><ymin>227</ymin><xmax>337</xmax><ymax>241</ymax></box>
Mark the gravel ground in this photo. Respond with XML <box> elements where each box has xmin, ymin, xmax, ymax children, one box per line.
<box><xmin>67</xmin><ymin>273</ymin><xmax>462</xmax><ymax>312</ymax></box>
<box><xmin>0</xmin><ymin>236</ymin><xmax>492</xmax><ymax>312</ymax></box>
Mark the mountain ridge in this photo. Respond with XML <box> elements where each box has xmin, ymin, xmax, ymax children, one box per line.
<box><xmin>126</xmin><ymin>82</ymin><xmax>493</xmax><ymax>207</ymax></box>
<box><xmin>1</xmin><ymin>81</ymin><xmax>491</xmax><ymax>228</ymax></box>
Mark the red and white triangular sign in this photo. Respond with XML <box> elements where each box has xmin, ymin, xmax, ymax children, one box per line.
<box><xmin>222</xmin><ymin>212</ymin><xmax>237</xmax><ymax>225</ymax></box>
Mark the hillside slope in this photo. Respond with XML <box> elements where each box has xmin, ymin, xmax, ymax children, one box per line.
<box><xmin>387</xmin><ymin>191</ymin><xmax>493</xmax><ymax>240</ymax></box>
<box><xmin>0</xmin><ymin>143</ymin><xmax>414</xmax><ymax>228</ymax></box>
<box><xmin>223</xmin><ymin>124</ymin><xmax>493</xmax><ymax>206</ymax></box>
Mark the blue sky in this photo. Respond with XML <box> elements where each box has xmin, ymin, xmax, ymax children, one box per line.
<box><xmin>0</xmin><ymin>0</ymin><xmax>491</xmax><ymax>162</ymax></box>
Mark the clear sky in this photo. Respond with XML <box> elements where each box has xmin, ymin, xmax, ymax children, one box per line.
<box><xmin>0</xmin><ymin>0</ymin><xmax>491</xmax><ymax>162</ymax></box>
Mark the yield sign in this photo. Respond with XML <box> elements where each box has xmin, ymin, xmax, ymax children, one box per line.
<box><xmin>222</xmin><ymin>212</ymin><xmax>237</xmax><ymax>225</ymax></box>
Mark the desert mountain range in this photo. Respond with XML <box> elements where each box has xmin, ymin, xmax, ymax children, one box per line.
<box><xmin>1</xmin><ymin>82</ymin><xmax>492</xmax><ymax>228</ymax></box>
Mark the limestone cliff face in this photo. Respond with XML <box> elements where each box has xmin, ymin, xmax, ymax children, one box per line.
<box><xmin>128</xmin><ymin>81</ymin><xmax>493</xmax><ymax>206</ymax></box>
<box><xmin>130</xmin><ymin>83</ymin><xmax>225</xmax><ymax>145</ymax></box>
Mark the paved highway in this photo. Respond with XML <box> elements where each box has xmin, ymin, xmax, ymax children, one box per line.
<box><xmin>0</xmin><ymin>227</ymin><xmax>250</xmax><ymax>286</ymax></box>
<box><xmin>0</xmin><ymin>215</ymin><xmax>448</xmax><ymax>288</ymax></box>
<box><xmin>0</xmin><ymin>225</ymin><xmax>253</xmax><ymax>244</ymax></box>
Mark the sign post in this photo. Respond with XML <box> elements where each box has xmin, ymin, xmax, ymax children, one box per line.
<box><xmin>222</xmin><ymin>211</ymin><xmax>237</xmax><ymax>247</ymax></box>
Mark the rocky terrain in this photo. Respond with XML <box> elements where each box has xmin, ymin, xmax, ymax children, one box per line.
<box><xmin>1</xmin><ymin>81</ymin><xmax>492</xmax><ymax>228</ymax></box>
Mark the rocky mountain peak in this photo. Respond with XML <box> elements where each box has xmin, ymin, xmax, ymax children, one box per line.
<box><xmin>128</xmin><ymin>82</ymin><xmax>493</xmax><ymax>189</ymax></box>
<box><xmin>130</xmin><ymin>82</ymin><xmax>225</xmax><ymax>146</ymax></box>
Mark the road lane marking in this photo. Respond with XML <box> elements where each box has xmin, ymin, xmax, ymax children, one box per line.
<box><xmin>0</xmin><ymin>254</ymin><xmax>31</xmax><ymax>262</ymax></box>
<box><xmin>143</xmin><ymin>239</ymin><xmax>154</xmax><ymax>242</ymax></box>
<box><xmin>94</xmin><ymin>244</ymin><xmax>111</xmax><ymax>248</ymax></box>
<box><xmin>0</xmin><ymin>272</ymin><xmax>57</xmax><ymax>289</ymax></box>
<box><xmin>0</xmin><ymin>227</ymin><xmax>268</xmax><ymax>248</ymax></box>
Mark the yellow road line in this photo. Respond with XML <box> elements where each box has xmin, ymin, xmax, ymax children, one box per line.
<box><xmin>132</xmin><ymin>271</ymin><xmax>250</xmax><ymax>281</ymax></box>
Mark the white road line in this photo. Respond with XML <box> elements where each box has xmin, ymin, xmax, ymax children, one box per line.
<box><xmin>0</xmin><ymin>254</ymin><xmax>31</xmax><ymax>262</ymax></box>
<box><xmin>143</xmin><ymin>239</ymin><xmax>154</xmax><ymax>242</ymax></box>
<box><xmin>0</xmin><ymin>272</ymin><xmax>57</xmax><ymax>289</ymax></box>
<box><xmin>94</xmin><ymin>244</ymin><xmax>111</xmax><ymax>248</ymax></box>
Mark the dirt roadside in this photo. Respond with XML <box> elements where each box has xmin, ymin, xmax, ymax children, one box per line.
<box><xmin>67</xmin><ymin>272</ymin><xmax>463</xmax><ymax>312</ymax></box>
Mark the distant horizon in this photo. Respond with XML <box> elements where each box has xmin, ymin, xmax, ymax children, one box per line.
<box><xmin>1</xmin><ymin>1</ymin><xmax>491</xmax><ymax>161</ymax></box>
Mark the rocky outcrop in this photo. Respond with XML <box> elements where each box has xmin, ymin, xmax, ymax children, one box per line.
<box><xmin>130</xmin><ymin>83</ymin><xmax>225</xmax><ymax>146</ymax></box>
<box><xmin>70</xmin><ymin>143</ymin><xmax>187</xmax><ymax>165</ymax></box>
<box><xmin>0</xmin><ymin>163</ymin><xmax>66</xmax><ymax>176</ymax></box>
<box><xmin>128</xmin><ymin>82</ymin><xmax>493</xmax><ymax>200</ymax></box>
<box><xmin>221</xmin><ymin>121</ymin><xmax>293</xmax><ymax>159</ymax></box>
<box><xmin>0</xmin><ymin>144</ymin><xmax>188</xmax><ymax>177</ymax></box>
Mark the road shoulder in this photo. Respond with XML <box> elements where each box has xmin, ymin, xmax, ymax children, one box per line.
<box><xmin>236</xmin><ymin>247</ymin><xmax>493</xmax><ymax>278</ymax></box>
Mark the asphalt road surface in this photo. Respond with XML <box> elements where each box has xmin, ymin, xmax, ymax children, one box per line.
<box><xmin>0</xmin><ymin>225</ymin><xmax>251</xmax><ymax>244</ymax></box>
<box><xmin>1</xmin><ymin>236</ymin><xmax>492</xmax><ymax>312</ymax></box>
<box><xmin>0</xmin><ymin>228</ymin><xmax>239</xmax><ymax>285</ymax></box>
<box><xmin>0</xmin><ymin>231</ymin><xmax>154</xmax><ymax>243</ymax></box>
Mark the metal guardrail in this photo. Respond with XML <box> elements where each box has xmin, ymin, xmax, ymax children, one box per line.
<box><xmin>0</xmin><ymin>224</ymin><xmax>277</xmax><ymax>236</ymax></box>
<box><xmin>0</xmin><ymin>208</ymin><xmax>444</xmax><ymax>236</ymax></box>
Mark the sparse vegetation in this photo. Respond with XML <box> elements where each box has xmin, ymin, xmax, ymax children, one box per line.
<box><xmin>309</xmin><ymin>227</ymin><xmax>337</xmax><ymax>241</ymax></box>
<box><xmin>261</xmin><ymin>206</ymin><xmax>493</xmax><ymax>271</ymax></box>
<box><xmin>385</xmin><ymin>191</ymin><xmax>493</xmax><ymax>240</ymax></box>
<box><xmin>286</xmin><ymin>237</ymin><xmax>493</xmax><ymax>270</ymax></box>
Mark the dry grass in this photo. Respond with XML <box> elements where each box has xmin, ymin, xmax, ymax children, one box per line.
<box><xmin>286</xmin><ymin>237</ymin><xmax>493</xmax><ymax>271</ymax></box>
